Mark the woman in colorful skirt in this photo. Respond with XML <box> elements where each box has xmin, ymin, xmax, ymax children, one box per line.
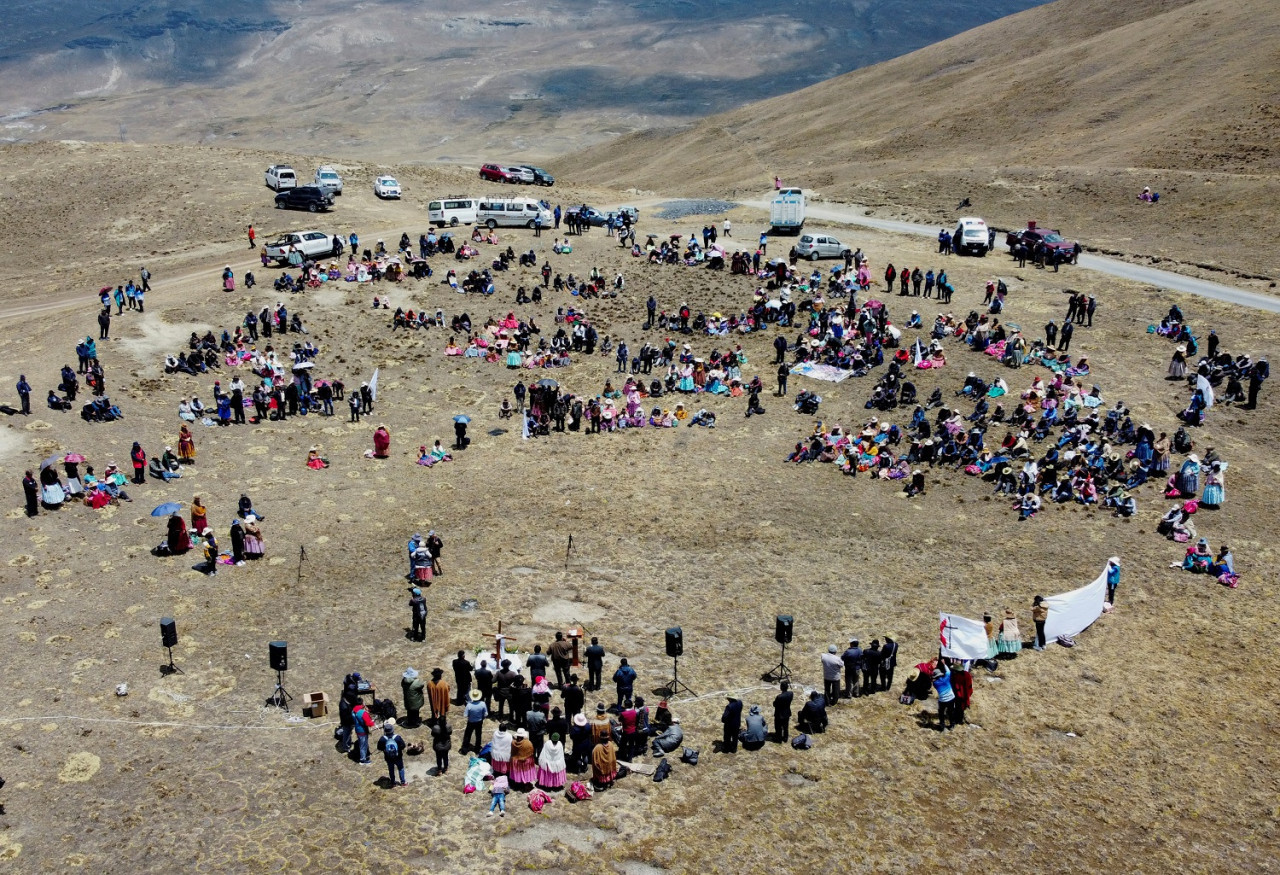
<box><xmin>537</xmin><ymin>733</ymin><xmax>567</xmax><ymax>790</ymax></box>
<box><xmin>489</xmin><ymin>724</ymin><xmax>512</xmax><ymax>776</ymax></box>
<box><xmin>1201</xmin><ymin>461</ymin><xmax>1226</xmax><ymax>508</ymax></box>
<box><xmin>996</xmin><ymin>609</ymin><xmax>1022</xmax><ymax>655</ymax></box>
<box><xmin>509</xmin><ymin>728</ymin><xmax>537</xmax><ymax>788</ymax></box>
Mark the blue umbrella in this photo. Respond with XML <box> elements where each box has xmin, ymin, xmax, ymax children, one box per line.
<box><xmin>151</xmin><ymin>502</ymin><xmax>182</xmax><ymax>517</ymax></box>
<box><xmin>453</xmin><ymin>414</ymin><xmax>471</xmax><ymax>424</ymax></box>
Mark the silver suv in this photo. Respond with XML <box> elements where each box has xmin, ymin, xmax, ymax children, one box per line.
<box><xmin>794</xmin><ymin>233</ymin><xmax>850</xmax><ymax>261</ymax></box>
<box><xmin>314</xmin><ymin>165</ymin><xmax>344</xmax><ymax>195</ymax></box>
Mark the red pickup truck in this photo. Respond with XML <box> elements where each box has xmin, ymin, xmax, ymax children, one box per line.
<box><xmin>1005</xmin><ymin>221</ymin><xmax>1078</xmax><ymax>259</ymax></box>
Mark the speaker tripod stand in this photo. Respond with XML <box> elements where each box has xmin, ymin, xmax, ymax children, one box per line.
<box><xmin>268</xmin><ymin>669</ymin><xmax>293</xmax><ymax>710</ymax></box>
<box><xmin>764</xmin><ymin>641</ymin><xmax>792</xmax><ymax>683</ymax></box>
<box><xmin>160</xmin><ymin>645</ymin><xmax>184</xmax><ymax>676</ymax></box>
<box><xmin>658</xmin><ymin>655</ymin><xmax>697</xmax><ymax>699</ymax></box>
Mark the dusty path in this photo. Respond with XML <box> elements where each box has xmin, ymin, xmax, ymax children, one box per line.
<box><xmin>738</xmin><ymin>198</ymin><xmax>1280</xmax><ymax>314</ymax></box>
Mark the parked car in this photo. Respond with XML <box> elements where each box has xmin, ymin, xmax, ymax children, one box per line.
<box><xmin>794</xmin><ymin>233</ymin><xmax>850</xmax><ymax>261</ymax></box>
<box><xmin>264</xmin><ymin>230</ymin><xmax>343</xmax><ymax>263</ymax></box>
<box><xmin>265</xmin><ymin>165</ymin><xmax>297</xmax><ymax>191</ymax></box>
<box><xmin>274</xmin><ymin>186</ymin><xmax>334</xmax><ymax>213</ymax></box>
<box><xmin>1005</xmin><ymin>221</ymin><xmax>1077</xmax><ymax>259</ymax></box>
<box><xmin>568</xmin><ymin>206</ymin><xmax>611</xmax><ymax>227</ymax></box>
<box><xmin>520</xmin><ymin>165</ymin><xmax>555</xmax><ymax>186</ymax></box>
<box><xmin>314</xmin><ymin>165</ymin><xmax>343</xmax><ymax>196</ymax></box>
<box><xmin>373</xmin><ymin>175</ymin><xmax>402</xmax><ymax>199</ymax></box>
<box><xmin>505</xmin><ymin>166</ymin><xmax>535</xmax><ymax>184</ymax></box>
<box><xmin>479</xmin><ymin>163</ymin><xmax>513</xmax><ymax>183</ymax></box>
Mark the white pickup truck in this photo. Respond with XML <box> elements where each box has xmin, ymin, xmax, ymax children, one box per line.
<box><xmin>264</xmin><ymin>230</ymin><xmax>343</xmax><ymax>264</ymax></box>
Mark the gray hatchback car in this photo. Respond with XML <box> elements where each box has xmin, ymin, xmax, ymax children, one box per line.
<box><xmin>794</xmin><ymin>233</ymin><xmax>850</xmax><ymax>261</ymax></box>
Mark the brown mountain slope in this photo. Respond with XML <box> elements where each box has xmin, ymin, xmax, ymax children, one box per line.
<box><xmin>559</xmin><ymin>0</ymin><xmax>1280</xmax><ymax>281</ymax></box>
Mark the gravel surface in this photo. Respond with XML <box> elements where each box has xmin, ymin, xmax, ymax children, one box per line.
<box><xmin>653</xmin><ymin>198</ymin><xmax>738</xmax><ymax>220</ymax></box>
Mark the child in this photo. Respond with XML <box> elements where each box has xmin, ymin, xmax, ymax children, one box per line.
<box><xmin>488</xmin><ymin>774</ymin><xmax>508</xmax><ymax>816</ymax></box>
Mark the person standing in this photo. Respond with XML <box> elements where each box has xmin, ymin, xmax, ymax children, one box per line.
<box><xmin>1247</xmin><ymin>358</ymin><xmax>1269</xmax><ymax>409</ymax></box>
<box><xmin>1086</xmin><ymin>296</ymin><xmax>1097</xmax><ymax>327</ymax></box>
<box><xmin>1045</xmin><ymin>320</ymin><xmax>1058</xmax><ymax>347</ymax></box>
<box><xmin>562</xmin><ymin>674</ymin><xmax>584</xmax><ymax>722</ymax></box>
<box><xmin>431</xmin><ymin>719</ymin><xmax>452</xmax><ymax>776</ymax></box>
<box><xmin>488</xmin><ymin>774</ymin><xmax>508</xmax><ymax>817</ymax></box>
<box><xmin>461</xmin><ymin>690</ymin><xmax>488</xmax><ymax>753</ymax></box>
<box><xmin>247</xmin><ymin>224</ymin><xmax>256</xmax><ymax>249</ymax></box>
<box><xmin>1106</xmin><ymin>558</ymin><xmax>1121</xmax><ymax>605</ymax></box>
<box><xmin>401</xmin><ymin>668</ymin><xmax>424</xmax><ymax>727</ymax></box>
<box><xmin>776</xmin><ymin>362</ymin><xmax>790</xmax><ymax>397</ymax></box>
<box><xmin>351</xmin><ymin>698</ymin><xmax>375</xmax><ymax>764</ymax></box>
<box><xmin>494</xmin><ymin>659</ymin><xmax>518</xmax><ymax>721</ymax></box>
<box><xmin>426</xmin><ymin>668</ymin><xmax>450</xmax><ymax>725</ymax></box>
<box><xmin>474</xmin><ymin>659</ymin><xmax>495</xmax><ymax>711</ymax></box>
<box><xmin>549</xmin><ymin>631</ymin><xmax>574</xmax><ymax>687</ymax></box>
<box><xmin>880</xmin><ymin>636</ymin><xmax>899</xmax><ymax>691</ymax></box>
<box><xmin>862</xmin><ymin>640</ymin><xmax>882</xmax><ymax>695</ymax></box>
<box><xmin>612</xmin><ymin>657</ymin><xmax>636</xmax><ymax>708</ymax></box>
<box><xmin>553</xmin><ymin>204</ymin><xmax>561</xmax><ymax>229</ymax></box>
<box><xmin>723</xmin><ymin>218</ymin><xmax>732</xmax><ymax>238</ymax></box>
<box><xmin>1032</xmin><ymin>595</ymin><xmax>1049</xmax><ymax>650</ymax></box>
<box><xmin>584</xmin><ymin>637</ymin><xmax>605</xmax><ymax>691</ymax></box>
<box><xmin>130</xmin><ymin>443</ymin><xmax>146</xmax><ymax>485</ymax></box>
<box><xmin>841</xmin><ymin>639</ymin><xmax>862</xmax><ymax>699</ymax></box>
<box><xmin>452</xmin><ymin>650</ymin><xmax>473</xmax><ymax>704</ymax></box>
<box><xmin>98</xmin><ymin>308</ymin><xmax>111</xmax><ymax>340</ymax></box>
<box><xmin>15</xmin><ymin>375</ymin><xmax>31</xmax><ymax>415</ymax></box>
<box><xmin>526</xmin><ymin>644</ymin><xmax>549</xmax><ymax>687</ymax></box>
<box><xmin>645</xmin><ymin>295</ymin><xmax>657</xmax><ymax>329</ymax></box>
<box><xmin>140</xmin><ymin>266</ymin><xmax>151</xmax><ymax>293</ymax></box>
<box><xmin>409</xmin><ymin>587</ymin><xmax>426</xmax><ymax>641</ymax></box>
<box><xmin>772</xmin><ymin>681</ymin><xmax>792</xmax><ymax>742</ymax></box>
<box><xmin>720</xmin><ymin>697</ymin><xmax>742</xmax><ymax>753</ymax></box>
<box><xmin>1059</xmin><ymin>321</ymin><xmax>1073</xmax><ymax>352</ymax></box>
<box><xmin>23</xmin><ymin>470</ymin><xmax>38</xmax><ymax>517</ymax></box>
<box><xmin>821</xmin><ymin>645</ymin><xmax>843</xmax><ymax>707</ymax></box>
<box><xmin>932</xmin><ymin>665</ymin><xmax>956</xmax><ymax>730</ymax></box>
<box><xmin>377</xmin><ymin>719</ymin><xmax>406</xmax><ymax>785</ymax></box>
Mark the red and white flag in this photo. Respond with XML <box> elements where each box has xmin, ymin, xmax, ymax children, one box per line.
<box><xmin>938</xmin><ymin>612</ymin><xmax>988</xmax><ymax>661</ymax></box>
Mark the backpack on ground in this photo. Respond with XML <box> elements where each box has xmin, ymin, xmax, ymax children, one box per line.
<box><xmin>653</xmin><ymin>760</ymin><xmax>672</xmax><ymax>782</ymax></box>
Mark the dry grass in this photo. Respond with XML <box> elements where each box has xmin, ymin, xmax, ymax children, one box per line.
<box><xmin>0</xmin><ymin>151</ymin><xmax>1277</xmax><ymax>871</ymax></box>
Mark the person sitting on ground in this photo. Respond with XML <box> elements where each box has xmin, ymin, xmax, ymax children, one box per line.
<box><xmin>739</xmin><ymin>705</ymin><xmax>768</xmax><ymax>751</ymax></box>
<box><xmin>650</xmin><ymin>716</ymin><xmax>683</xmax><ymax>757</ymax></box>
<box><xmin>796</xmin><ymin>691</ymin><xmax>828</xmax><ymax>734</ymax></box>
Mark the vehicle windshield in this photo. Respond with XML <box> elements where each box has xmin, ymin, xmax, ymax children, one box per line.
<box><xmin>381</xmin><ymin>178</ymin><xmax>398</xmax><ymax>186</ymax></box>
<box><xmin>1042</xmin><ymin>233</ymin><xmax>1064</xmax><ymax>244</ymax></box>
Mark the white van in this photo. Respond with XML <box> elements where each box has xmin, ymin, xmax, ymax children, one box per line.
<box><xmin>428</xmin><ymin>197</ymin><xmax>479</xmax><ymax>228</ymax></box>
<box><xmin>477</xmin><ymin>196</ymin><xmax>553</xmax><ymax>229</ymax></box>
<box><xmin>953</xmin><ymin>217</ymin><xmax>990</xmax><ymax>255</ymax></box>
<box><xmin>265</xmin><ymin>165</ymin><xmax>297</xmax><ymax>191</ymax></box>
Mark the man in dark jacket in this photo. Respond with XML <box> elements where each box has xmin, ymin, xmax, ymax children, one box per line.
<box><xmin>842</xmin><ymin>639</ymin><xmax>863</xmax><ymax>699</ymax></box>
<box><xmin>720</xmin><ymin>697</ymin><xmax>743</xmax><ymax>753</ymax></box>
<box><xmin>561</xmin><ymin>674</ymin><xmax>585</xmax><ymax>722</ymax></box>
<box><xmin>880</xmin><ymin>636</ymin><xmax>899</xmax><ymax>691</ymax></box>
<box><xmin>612</xmin><ymin>658</ymin><xmax>637</xmax><ymax>708</ymax></box>
<box><xmin>798</xmin><ymin>692</ymin><xmax>828</xmax><ymax>734</ymax></box>
<box><xmin>452</xmin><ymin>650</ymin><xmax>473</xmax><ymax>704</ymax></box>
<box><xmin>772</xmin><ymin>681</ymin><xmax>793</xmax><ymax>742</ymax></box>
<box><xmin>23</xmin><ymin>470</ymin><xmax>38</xmax><ymax>517</ymax></box>
<box><xmin>473</xmin><ymin>659</ymin><xmax>495</xmax><ymax>710</ymax></box>
<box><xmin>526</xmin><ymin>644</ymin><xmax>549</xmax><ymax>686</ymax></box>
<box><xmin>408</xmin><ymin>588</ymin><xmax>427</xmax><ymax>642</ymax></box>
<box><xmin>584</xmin><ymin>637</ymin><xmax>605</xmax><ymax>691</ymax></box>
<box><xmin>862</xmin><ymin>640</ymin><xmax>882</xmax><ymax>695</ymax></box>
<box><xmin>494</xmin><ymin>659</ymin><xmax>519</xmax><ymax>720</ymax></box>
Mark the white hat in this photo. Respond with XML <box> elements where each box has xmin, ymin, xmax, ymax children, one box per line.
<box><xmin>384</xmin><ymin>719</ymin><xmax>396</xmax><ymax>731</ymax></box>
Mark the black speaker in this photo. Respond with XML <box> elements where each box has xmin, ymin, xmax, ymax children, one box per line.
<box><xmin>160</xmin><ymin>618</ymin><xmax>178</xmax><ymax>648</ymax></box>
<box><xmin>269</xmin><ymin>640</ymin><xmax>288</xmax><ymax>671</ymax></box>
<box><xmin>775</xmin><ymin>615</ymin><xmax>793</xmax><ymax>645</ymax></box>
<box><xmin>665</xmin><ymin>627</ymin><xmax>683</xmax><ymax>658</ymax></box>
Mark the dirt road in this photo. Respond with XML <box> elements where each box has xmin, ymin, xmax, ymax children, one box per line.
<box><xmin>739</xmin><ymin>198</ymin><xmax>1280</xmax><ymax>314</ymax></box>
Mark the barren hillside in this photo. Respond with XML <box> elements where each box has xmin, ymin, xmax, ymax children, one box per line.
<box><xmin>561</xmin><ymin>0</ymin><xmax>1280</xmax><ymax>280</ymax></box>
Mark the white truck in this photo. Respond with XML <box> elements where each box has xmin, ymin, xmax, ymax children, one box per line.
<box><xmin>770</xmin><ymin>187</ymin><xmax>805</xmax><ymax>234</ymax></box>
<box><xmin>953</xmin><ymin>217</ymin><xmax>990</xmax><ymax>256</ymax></box>
<box><xmin>265</xmin><ymin>165</ymin><xmax>297</xmax><ymax>191</ymax></box>
<box><xmin>264</xmin><ymin>230</ymin><xmax>343</xmax><ymax>264</ymax></box>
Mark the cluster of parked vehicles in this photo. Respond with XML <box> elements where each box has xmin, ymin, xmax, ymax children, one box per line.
<box><xmin>478</xmin><ymin>163</ymin><xmax>555</xmax><ymax>186</ymax></box>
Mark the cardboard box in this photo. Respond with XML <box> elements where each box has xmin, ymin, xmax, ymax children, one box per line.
<box><xmin>303</xmin><ymin>691</ymin><xmax>328</xmax><ymax>718</ymax></box>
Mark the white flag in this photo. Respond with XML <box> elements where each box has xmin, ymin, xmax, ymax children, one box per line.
<box><xmin>912</xmin><ymin>338</ymin><xmax>925</xmax><ymax>366</ymax></box>
<box><xmin>938</xmin><ymin>612</ymin><xmax>988</xmax><ymax>661</ymax></box>
<box><xmin>368</xmin><ymin>368</ymin><xmax>379</xmax><ymax>401</ymax></box>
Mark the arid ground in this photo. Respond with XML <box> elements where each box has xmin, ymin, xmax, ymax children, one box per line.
<box><xmin>0</xmin><ymin>144</ymin><xmax>1276</xmax><ymax>872</ymax></box>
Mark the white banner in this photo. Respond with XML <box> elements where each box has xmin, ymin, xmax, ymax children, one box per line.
<box><xmin>791</xmin><ymin>362</ymin><xmax>851</xmax><ymax>383</ymax></box>
<box><xmin>938</xmin><ymin>612</ymin><xmax>989</xmax><ymax>661</ymax></box>
<box><xmin>1042</xmin><ymin>558</ymin><xmax>1115</xmax><ymax>641</ymax></box>
<box><xmin>368</xmin><ymin>367</ymin><xmax>380</xmax><ymax>401</ymax></box>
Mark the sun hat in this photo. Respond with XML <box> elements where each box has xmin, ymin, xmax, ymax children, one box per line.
<box><xmin>469</xmin><ymin>689</ymin><xmax>483</xmax><ymax>702</ymax></box>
